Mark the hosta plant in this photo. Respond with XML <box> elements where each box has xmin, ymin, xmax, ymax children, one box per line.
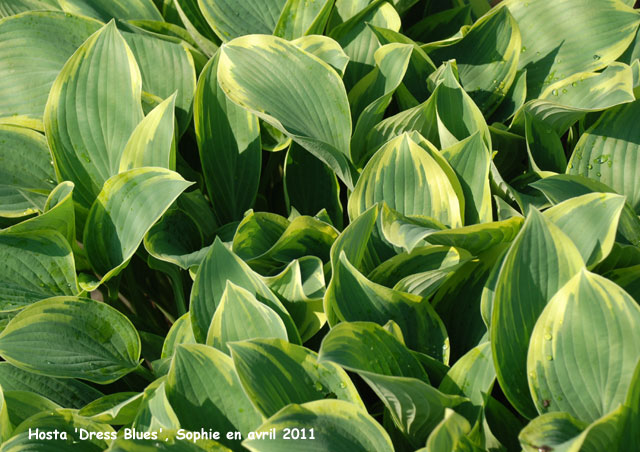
<box><xmin>0</xmin><ymin>0</ymin><xmax>640</xmax><ymax>451</ymax></box>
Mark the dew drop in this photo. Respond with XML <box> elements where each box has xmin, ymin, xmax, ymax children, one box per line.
<box><xmin>593</xmin><ymin>54</ymin><xmax>601</xmax><ymax>60</ymax></box>
<box><xmin>552</xmin><ymin>89</ymin><xmax>559</xmax><ymax>96</ymax></box>
<box><xmin>562</xmin><ymin>89</ymin><xmax>567</xmax><ymax>94</ymax></box>
<box><xmin>587</xmin><ymin>164</ymin><xmax>593</xmax><ymax>170</ymax></box>
<box><xmin>314</xmin><ymin>381</ymin><xmax>323</xmax><ymax>391</ymax></box>
<box><xmin>521</xmin><ymin>46</ymin><xmax>527</xmax><ymax>53</ymax></box>
<box><xmin>596</xmin><ymin>172</ymin><xmax>601</xmax><ymax>177</ymax></box>
<box><xmin>572</xmin><ymin>82</ymin><xmax>578</xmax><ymax>87</ymax></box>
<box><xmin>607</xmin><ymin>161</ymin><xmax>613</xmax><ymax>167</ymax></box>
<box><xmin>546</xmin><ymin>355</ymin><xmax>553</xmax><ymax>361</ymax></box>
<box><xmin>568</xmin><ymin>163</ymin><xmax>573</xmax><ymax>169</ymax></box>
<box><xmin>544</xmin><ymin>333</ymin><xmax>552</xmax><ymax>341</ymax></box>
<box><xmin>339</xmin><ymin>382</ymin><xmax>347</xmax><ymax>389</ymax></box>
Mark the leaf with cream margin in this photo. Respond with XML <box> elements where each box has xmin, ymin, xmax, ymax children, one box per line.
<box><xmin>44</xmin><ymin>21</ymin><xmax>144</xmax><ymax>209</ymax></box>
<box><xmin>207</xmin><ymin>282</ymin><xmax>288</xmax><ymax>353</ymax></box>
<box><xmin>527</xmin><ymin>270</ymin><xmax>640</xmax><ymax>422</ymax></box>
<box><xmin>229</xmin><ymin>338</ymin><xmax>363</xmax><ymax>418</ymax></box>
<box><xmin>0</xmin><ymin>296</ymin><xmax>141</xmax><ymax>384</ymax></box>
<box><xmin>491</xmin><ymin>209</ymin><xmax>584</xmax><ymax>419</ymax></box>
<box><xmin>218</xmin><ymin>34</ymin><xmax>355</xmax><ymax>189</ymax></box>
<box><xmin>83</xmin><ymin>168</ymin><xmax>192</xmax><ymax>283</ymax></box>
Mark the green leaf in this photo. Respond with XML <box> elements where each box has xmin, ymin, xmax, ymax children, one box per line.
<box><xmin>518</xmin><ymin>411</ymin><xmax>587</xmax><ymax>452</ymax></box>
<box><xmin>0</xmin><ymin>296</ymin><xmax>141</xmax><ymax>384</ymax></box>
<box><xmin>0</xmin><ymin>0</ymin><xmax>58</xmax><ymax>17</ymax></box>
<box><xmin>44</xmin><ymin>20</ymin><xmax>144</xmax><ymax>209</ymax></box>
<box><xmin>58</xmin><ymin>0</ymin><xmax>162</xmax><ymax>21</ymax></box>
<box><xmin>329</xmin><ymin>0</ymin><xmax>401</xmax><ymax>91</ymax></box>
<box><xmin>132</xmin><ymin>380</ymin><xmax>180</xmax><ymax>432</ymax></box>
<box><xmin>195</xmin><ymin>52</ymin><xmax>261</xmax><ymax>224</ymax></box>
<box><xmin>543</xmin><ymin>193</ymin><xmax>626</xmax><ymax>266</ymax></box>
<box><xmin>229</xmin><ymin>338</ymin><xmax>363</xmax><ymax>418</ymax></box>
<box><xmin>514</xmin><ymin>62</ymin><xmax>635</xmax><ymax>135</ymax></box>
<box><xmin>284</xmin><ymin>143</ymin><xmax>343</xmax><ymax>229</ymax></box>
<box><xmin>218</xmin><ymin>34</ymin><xmax>355</xmax><ymax>189</ymax></box>
<box><xmin>84</xmin><ymin>167</ymin><xmax>192</xmax><ymax>282</ymax></box>
<box><xmin>349</xmin><ymin>43</ymin><xmax>413</xmax><ymax>166</ymax></box>
<box><xmin>318</xmin><ymin>321</ymin><xmax>430</xmax><ymax>381</ymax></box>
<box><xmin>0</xmin><ymin>124</ymin><xmax>56</xmax><ymax>217</ymax></box>
<box><xmin>119</xmin><ymin>93</ymin><xmax>177</xmax><ymax>172</ymax></box>
<box><xmin>567</xmin><ymin>99</ymin><xmax>640</xmax><ymax>213</ymax></box>
<box><xmin>0</xmin><ymin>11</ymin><xmax>101</xmax><ymax>129</ymax></box>
<box><xmin>491</xmin><ymin>209</ymin><xmax>584</xmax><ymax>418</ymax></box>
<box><xmin>5</xmin><ymin>181</ymin><xmax>76</xmax><ymax>247</ymax></box>
<box><xmin>0</xmin><ymin>363</ymin><xmax>102</xmax><ymax>408</ymax></box>
<box><xmin>274</xmin><ymin>0</ymin><xmax>334</xmax><ymax>40</ymax></box>
<box><xmin>190</xmin><ymin>237</ymin><xmax>300</xmax><ymax>344</ymax></box>
<box><xmin>0</xmin><ymin>386</ymin><xmax>11</xmax><ymax>443</ymax></box>
<box><xmin>427</xmin><ymin>7</ymin><xmax>521</xmax><ymax>116</ymax></box>
<box><xmin>78</xmin><ymin>392</ymin><xmax>143</xmax><ymax>425</ymax></box>
<box><xmin>207</xmin><ymin>282</ymin><xmax>288</xmax><ymax>352</ymax></box>
<box><xmin>3</xmin><ymin>390</ymin><xmax>60</xmax><ymax>427</ymax></box>
<box><xmin>425</xmin><ymin>409</ymin><xmax>480</xmax><ymax>452</ymax></box>
<box><xmin>348</xmin><ymin>133</ymin><xmax>462</xmax><ymax>228</ymax></box>
<box><xmin>326</xmin><ymin>251</ymin><xmax>449</xmax><ymax>360</ymax></box>
<box><xmin>439</xmin><ymin>342</ymin><xmax>495</xmax><ymax>408</ymax></box>
<box><xmin>0</xmin><ymin>230</ymin><xmax>79</xmax><ymax>311</ymax></box>
<box><xmin>426</xmin><ymin>217</ymin><xmax>523</xmax><ymax>256</ymax></box>
<box><xmin>528</xmin><ymin>269</ymin><xmax>640</xmax><ymax>422</ymax></box>
<box><xmin>161</xmin><ymin>313</ymin><xmax>196</xmax><ymax>359</ymax></box>
<box><xmin>242</xmin><ymin>400</ymin><xmax>394</xmax><ymax>452</ymax></box>
<box><xmin>502</xmin><ymin>0</ymin><xmax>640</xmax><ymax>98</ymax></box>
<box><xmin>166</xmin><ymin>344</ymin><xmax>263</xmax><ymax>443</ymax></box>
<box><xmin>378</xmin><ymin>203</ymin><xmax>446</xmax><ymax>253</ymax></box>
<box><xmin>199</xmin><ymin>0</ymin><xmax>286</xmax><ymax>41</ymax></box>
<box><xmin>362</xmin><ymin>372</ymin><xmax>467</xmax><ymax>447</ymax></box>
<box><xmin>441</xmin><ymin>132</ymin><xmax>492</xmax><ymax>224</ymax></box>
<box><xmin>263</xmin><ymin>257</ymin><xmax>326</xmax><ymax>342</ymax></box>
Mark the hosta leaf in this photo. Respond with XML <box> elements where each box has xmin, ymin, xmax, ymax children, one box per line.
<box><xmin>119</xmin><ymin>93</ymin><xmax>176</xmax><ymax>172</ymax></box>
<box><xmin>173</xmin><ymin>0</ymin><xmax>220</xmax><ymax>57</ymax></box>
<box><xmin>378</xmin><ymin>202</ymin><xmax>446</xmax><ymax>253</ymax></box>
<box><xmin>132</xmin><ymin>380</ymin><xmax>179</xmax><ymax>432</ymax></box>
<box><xmin>0</xmin><ymin>124</ymin><xmax>56</xmax><ymax>217</ymax></box>
<box><xmin>502</xmin><ymin>0</ymin><xmax>640</xmax><ymax>98</ymax></box>
<box><xmin>290</xmin><ymin>35</ymin><xmax>350</xmax><ymax>78</ymax></box>
<box><xmin>11</xmin><ymin>409</ymin><xmax>114</xmax><ymax>450</ymax></box>
<box><xmin>514</xmin><ymin>62</ymin><xmax>635</xmax><ymax>135</ymax></box>
<box><xmin>218</xmin><ymin>34</ymin><xmax>355</xmax><ymax>189</ymax></box>
<box><xmin>242</xmin><ymin>400</ymin><xmax>394</xmax><ymax>452</ymax></box>
<box><xmin>284</xmin><ymin>143</ymin><xmax>343</xmax><ymax>229</ymax></box>
<box><xmin>263</xmin><ymin>257</ymin><xmax>326</xmax><ymax>342</ymax></box>
<box><xmin>274</xmin><ymin>0</ymin><xmax>335</xmax><ymax>40</ymax></box>
<box><xmin>531</xmin><ymin>174</ymin><xmax>640</xmax><ymax>247</ymax></box>
<box><xmin>44</xmin><ymin>20</ymin><xmax>144</xmax><ymax>209</ymax></box>
<box><xmin>368</xmin><ymin>245</ymin><xmax>469</xmax><ymax>289</ymax></box>
<box><xmin>4</xmin><ymin>390</ymin><xmax>60</xmax><ymax>427</ymax></box>
<box><xmin>528</xmin><ymin>270</ymin><xmax>640</xmax><ymax>422</ymax></box>
<box><xmin>439</xmin><ymin>342</ymin><xmax>496</xmax><ymax>408</ymax></box>
<box><xmin>524</xmin><ymin>110</ymin><xmax>567</xmax><ymax>173</ymax></box>
<box><xmin>0</xmin><ymin>296</ymin><xmax>141</xmax><ymax>384</ymax></box>
<box><xmin>567</xmin><ymin>99</ymin><xmax>640</xmax><ymax>213</ymax></box>
<box><xmin>0</xmin><ymin>230</ymin><xmax>79</xmax><ymax>312</ymax></box>
<box><xmin>0</xmin><ymin>363</ymin><xmax>102</xmax><ymax>408</ymax></box>
<box><xmin>199</xmin><ymin>0</ymin><xmax>286</xmax><ymax>41</ymax></box>
<box><xmin>166</xmin><ymin>344</ymin><xmax>263</xmax><ymax>443</ymax></box>
<box><xmin>5</xmin><ymin>182</ymin><xmax>76</xmax><ymax>247</ymax></box>
<box><xmin>207</xmin><ymin>282</ymin><xmax>288</xmax><ymax>352</ymax></box>
<box><xmin>424</xmin><ymin>409</ymin><xmax>480</xmax><ymax>452</ymax></box>
<box><xmin>441</xmin><ymin>132</ymin><xmax>492</xmax><ymax>224</ymax></box>
<box><xmin>349</xmin><ymin>43</ymin><xmax>413</xmax><ymax>166</ymax></box>
<box><xmin>83</xmin><ymin>168</ymin><xmax>192</xmax><ymax>282</ymax></box>
<box><xmin>190</xmin><ymin>238</ymin><xmax>300</xmax><ymax>344</ymax></box>
<box><xmin>491</xmin><ymin>209</ymin><xmax>584</xmax><ymax>418</ymax></box>
<box><xmin>108</xmin><ymin>433</ymin><xmax>230</xmax><ymax>451</ymax></box>
<box><xmin>362</xmin><ymin>372</ymin><xmax>467</xmax><ymax>448</ymax></box>
<box><xmin>161</xmin><ymin>313</ymin><xmax>196</xmax><ymax>359</ymax></box>
<box><xmin>195</xmin><ymin>52</ymin><xmax>261</xmax><ymax>225</ymax></box>
<box><xmin>78</xmin><ymin>392</ymin><xmax>143</xmax><ymax>425</ymax></box>
<box><xmin>229</xmin><ymin>338</ymin><xmax>363</xmax><ymax>418</ymax></box>
<box><xmin>0</xmin><ymin>386</ymin><xmax>10</xmax><ymax>443</ymax></box>
<box><xmin>367</xmin><ymin>62</ymin><xmax>490</xmax><ymax>153</ymax></box>
<box><xmin>543</xmin><ymin>193</ymin><xmax>625</xmax><ymax>266</ymax></box>
<box><xmin>232</xmin><ymin>211</ymin><xmax>289</xmax><ymax>261</ymax></box>
<box><xmin>427</xmin><ymin>6</ymin><xmax>521</xmax><ymax>115</ymax></box>
<box><xmin>326</xmin><ymin>251</ymin><xmax>449</xmax><ymax>360</ymax></box>
<box><xmin>58</xmin><ymin>0</ymin><xmax>162</xmax><ymax>21</ymax></box>
<box><xmin>318</xmin><ymin>321</ymin><xmax>429</xmax><ymax>381</ymax></box>
<box><xmin>348</xmin><ymin>133</ymin><xmax>462</xmax><ymax>228</ymax></box>
<box><xmin>426</xmin><ymin>217</ymin><xmax>523</xmax><ymax>256</ymax></box>
<box><xmin>0</xmin><ymin>0</ymin><xmax>59</xmax><ymax>17</ymax></box>
<box><xmin>329</xmin><ymin>0</ymin><xmax>401</xmax><ymax>91</ymax></box>
<box><xmin>0</xmin><ymin>11</ymin><xmax>101</xmax><ymax>129</ymax></box>
<box><xmin>122</xmin><ymin>32</ymin><xmax>196</xmax><ymax>136</ymax></box>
